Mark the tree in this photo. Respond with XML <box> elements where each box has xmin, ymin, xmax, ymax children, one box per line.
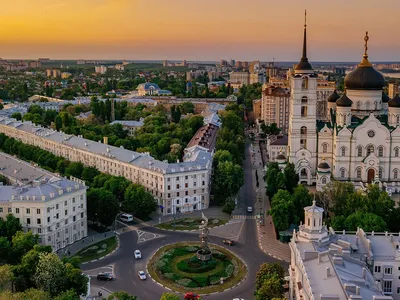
<box><xmin>160</xmin><ymin>292</ymin><xmax>180</xmax><ymax>300</ymax></box>
<box><xmin>344</xmin><ymin>212</ymin><xmax>387</xmax><ymax>232</ymax></box>
<box><xmin>108</xmin><ymin>291</ymin><xmax>138</xmax><ymax>300</ymax></box>
<box><xmin>64</xmin><ymin>263</ymin><xmax>88</xmax><ymax>297</ymax></box>
<box><xmin>0</xmin><ymin>288</ymin><xmax>51</xmax><ymax>300</ymax></box>
<box><xmin>53</xmin><ymin>289</ymin><xmax>80</xmax><ymax>300</ymax></box>
<box><xmin>11</xmin><ymin>112</ymin><xmax>22</xmax><ymax>121</ymax></box>
<box><xmin>123</xmin><ymin>184</ymin><xmax>158</xmax><ymax>220</ymax></box>
<box><xmin>265</xmin><ymin>162</ymin><xmax>285</xmax><ymax>198</ymax></box>
<box><xmin>213</xmin><ymin>161</ymin><xmax>244</xmax><ymax>203</ymax></box>
<box><xmin>11</xmin><ymin>231</ymin><xmax>39</xmax><ymax>264</ymax></box>
<box><xmin>256</xmin><ymin>263</ymin><xmax>285</xmax><ymax>290</ymax></box>
<box><xmin>322</xmin><ymin>181</ymin><xmax>355</xmax><ymax>216</ymax></box>
<box><xmin>1</xmin><ymin>214</ymin><xmax>22</xmax><ymax>241</ymax></box>
<box><xmin>213</xmin><ymin>150</ymin><xmax>233</xmax><ymax>168</ymax></box>
<box><xmin>0</xmin><ymin>264</ymin><xmax>13</xmax><ymax>291</ymax></box>
<box><xmin>81</xmin><ymin>167</ymin><xmax>100</xmax><ymax>184</ymax></box>
<box><xmin>292</xmin><ymin>185</ymin><xmax>312</xmax><ymax>223</ymax></box>
<box><xmin>65</xmin><ymin>162</ymin><xmax>84</xmax><ymax>178</ymax></box>
<box><xmin>269</xmin><ymin>190</ymin><xmax>295</xmax><ymax>231</ymax></box>
<box><xmin>34</xmin><ymin>252</ymin><xmax>66</xmax><ymax>297</ymax></box>
<box><xmin>255</xmin><ymin>274</ymin><xmax>284</xmax><ymax>300</ymax></box>
<box><xmin>87</xmin><ymin>188</ymin><xmax>120</xmax><ymax>226</ymax></box>
<box><xmin>0</xmin><ymin>237</ymin><xmax>11</xmax><ymax>263</ymax></box>
<box><xmin>283</xmin><ymin>163</ymin><xmax>299</xmax><ymax>193</ymax></box>
<box><xmin>222</xmin><ymin>199</ymin><xmax>235</xmax><ymax>215</ymax></box>
<box><xmin>103</xmin><ymin>176</ymin><xmax>131</xmax><ymax>202</ymax></box>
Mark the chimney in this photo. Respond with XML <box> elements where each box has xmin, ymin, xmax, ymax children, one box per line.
<box><xmin>356</xmin><ymin>286</ymin><xmax>360</xmax><ymax>295</ymax></box>
<box><xmin>326</xmin><ymin>267</ymin><xmax>331</xmax><ymax>277</ymax></box>
<box><xmin>362</xmin><ymin>267</ymin><xmax>366</xmax><ymax>279</ymax></box>
<box><xmin>103</xmin><ymin>136</ymin><xmax>108</xmax><ymax>145</ymax></box>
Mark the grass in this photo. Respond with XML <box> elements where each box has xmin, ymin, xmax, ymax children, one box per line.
<box><xmin>155</xmin><ymin>217</ymin><xmax>229</xmax><ymax>231</ymax></box>
<box><xmin>147</xmin><ymin>242</ymin><xmax>247</xmax><ymax>294</ymax></box>
<box><xmin>74</xmin><ymin>236</ymin><xmax>117</xmax><ymax>263</ymax></box>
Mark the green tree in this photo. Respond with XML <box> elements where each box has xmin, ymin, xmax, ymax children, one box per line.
<box><xmin>0</xmin><ymin>237</ymin><xmax>11</xmax><ymax>263</ymax></box>
<box><xmin>11</xmin><ymin>231</ymin><xmax>39</xmax><ymax>264</ymax></box>
<box><xmin>255</xmin><ymin>274</ymin><xmax>284</xmax><ymax>300</ymax></box>
<box><xmin>292</xmin><ymin>185</ymin><xmax>312</xmax><ymax>223</ymax></box>
<box><xmin>0</xmin><ymin>264</ymin><xmax>13</xmax><ymax>291</ymax></box>
<box><xmin>55</xmin><ymin>115</ymin><xmax>63</xmax><ymax>131</ymax></box>
<box><xmin>283</xmin><ymin>162</ymin><xmax>299</xmax><ymax>193</ymax></box>
<box><xmin>87</xmin><ymin>188</ymin><xmax>119</xmax><ymax>226</ymax></box>
<box><xmin>160</xmin><ymin>292</ymin><xmax>180</xmax><ymax>300</ymax></box>
<box><xmin>265</xmin><ymin>162</ymin><xmax>285</xmax><ymax>198</ymax></box>
<box><xmin>213</xmin><ymin>161</ymin><xmax>244</xmax><ymax>203</ymax></box>
<box><xmin>64</xmin><ymin>263</ymin><xmax>88</xmax><ymax>297</ymax></box>
<box><xmin>344</xmin><ymin>212</ymin><xmax>387</xmax><ymax>232</ymax></box>
<box><xmin>123</xmin><ymin>184</ymin><xmax>157</xmax><ymax>220</ymax></box>
<box><xmin>81</xmin><ymin>167</ymin><xmax>100</xmax><ymax>184</ymax></box>
<box><xmin>65</xmin><ymin>162</ymin><xmax>84</xmax><ymax>178</ymax></box>
<box><xmin>213</xmin><ymin>150</ymin><xmax>233</xmax><ymax>168</ymax></box>
<box><xmin>11</xmin><ymin>112</ymin><xmax>22</xmax><ymax>120</ymax></box>
<box><xmin>1</xmin><ymin>214</ymin><xmax>22</xmax><ymax>241</ymax></box>
<box><xmin>269</xmin><ymin>190</ymin><xmax>295</xmax><ymax>231</ymax></box>
<box><xmin>53</xmin><ymin>289</ymin><xmax>80</xmax><ymax>300</ymax></box>
<box><xmin>222</xmin><ymin>199</ymin><xmax>236</xmax><ymax>215</ymax></box>
<box><xmin>256</xmin><ymin>263</ymin><xmax>285</xmax><ymax>290</ymax></box>
<box><xmin>103</xmin><ymin>176</ymin><xmax>131</xmax><ymax>202</ymax></box>
<box><xmin>108</xmin><ymin>291</ymin><xmax>138</xmax><ymax>300</ymax></box>
<box><xmin>34</xmin><ymin>252</ymin><xmax>66</xmax><ymax>297</ymax></box>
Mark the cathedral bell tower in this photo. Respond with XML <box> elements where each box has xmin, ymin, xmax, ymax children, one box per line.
<box><xmin>287</xmin><ymin>10</ymin><xmax>318</xmax><ymax>185</ymax></box>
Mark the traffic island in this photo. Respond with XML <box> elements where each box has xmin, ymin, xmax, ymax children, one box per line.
<box><xmin>74</xmin><ymin>236</ymin><xmax>117</xmax><ymax>263</ymax></box>
<box><xmin>155</xmin><ymin>217</ymin><xmax>228</xmax><ymax>231</ymax></box>
<box><xmin>147</xmin><ymin>242</ymin><xmax>247</xmax><ymax>294</ymax></box>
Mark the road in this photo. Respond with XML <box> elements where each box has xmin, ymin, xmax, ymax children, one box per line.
<box><xmin>83</xmin><ymin>136</ymin><xmax>288</xmax><ymax>300</ymax></box>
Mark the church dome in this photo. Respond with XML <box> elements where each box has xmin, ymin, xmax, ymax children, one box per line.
<box><xmin>388</xmin><ymin>94</ymin><xmax>400</xmax><ymax>108</ymax></box>
<box><xmin>344</xmin><ymin>32</ymin><xmax>385</xmax><ymax>91</ymax></box>
<box><xmin>327</xmin><ymin>90</ymin><xmax>340</xmax><ymax>103</ymax></box>
<box><xmin>276</xmin><ymin>154</ymin><xmax>286</xmax><ymax>160</ymax></box>
<box><xmin>336</xmin><ymin>94</ymin><xmax>353</xmax><ymax>107</ymax></box>
<box><xmin>382</xmin><ymin>92</ymin><xmax>390</xmax><ymax>103</ymax></box>
<box><xmin>318</xmin><ymin>161</ymin><xmax>330</xmax><ymax>169</ymax></box>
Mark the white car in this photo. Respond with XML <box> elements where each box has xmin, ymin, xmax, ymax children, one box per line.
<box><xmin>138</xmin><ymin>270</ymin><xmax>146</xmax><ymax>280</ymax></box>
<box><xmin>134</xmin><ymin>250</ymin><xmax>142</xmax><ymax>259</ymax></box>
<box><xmin>247</xmin><ymin>206</ymin><xmax>253</xmax><ymax>213</ymax></box>
<box><xmin>233</xmin><ymin>298</ymin><xmax>245</xmax><ymax>300</ymax></box>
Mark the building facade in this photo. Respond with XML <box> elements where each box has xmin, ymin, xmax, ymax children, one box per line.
<box><xmin>260</xmin><ymin>86</ymin><xmax>290</xmax><ymax>133</ymax></box>
<box><xmin>229</xmin><ymin>72</ymin><xmax>250</xmax><ymax>86</ymax></box>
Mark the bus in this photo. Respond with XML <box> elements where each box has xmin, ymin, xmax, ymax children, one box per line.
<box><xmin>120</xmin><ymin>213</ymin><xmax>133</xmax><ymax>223</ymax></box>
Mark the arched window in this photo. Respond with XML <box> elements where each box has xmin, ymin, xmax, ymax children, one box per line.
<box><xmin>302</xmin><ymin>77</ymin><xmax>309</xmax><ymax>90</ymax></box>
<box><xmin>300</xmin><ymin>126</ymin><xmax>307</xmax><ymax>135</ymax></box>
<box><xmin>357</xmin><ymin>146</ymin><xmax>363</xmax><ymax>157</ymax></box>
<box><xmin>367</xmin><ymin>145</ymin><xmax>374</xmax><ymax>156</ymax></box>
<box><xmin>357</xmin><ymin>101</ymin><xmax>361</xmax><ymax>110</ymax></box>
<box><xmin>321</xmin><ymin>177</ymin><xmax>327</xmax><ymax>184</ymax></box>
<box><xmin>397</xmin><ymin>115</ymin><xmax>400</xmax><ymax>124</ymax></box>
<box><xmin>340</xmin><ymin>168</ymin><xmax>346</xmax><ymax>178</ymax></box>
<box><xmin>366</xmin><ymin>102</ymin><xmax>370</xmax><ymax>111</ymax></box>
<box><xmin>301</xmin><ymin>96</ymin><xmax>308</xmax><ymax>117</ymax></box>
<box><xmin>379</xmin><ymin>167</ymin><xmax>383</xmax><ymax>179</ymax></box>
<box><xmin>343</xmin><ymin>114</ymin><xmax>347</xmax><ymax>124</ymax></box>
<box><xmin>341</xmin><ymin>146</ymin><xmax>346</xmax><ymax>156</ymax></box>
<box><xmin>378</xmin><ymin>146</ymin><xmax>384</xmax><ymax>157</ymax></box>
<box><xmin>395</xmin><ymin>147</ymin><xmax>399</xmax><ymax>157</ymax></box>
<box><xmin>313</xmin><ymin>219</ymin><xmax>316</xmax><ymax>227</ymax></box>
<box><xmin>374</xmin><ymin>101</ymin><xmax>378</xmax><ymax>110</ymax></box>
<box><xmin>322</xmin><ymin>143</ymin><xmax>328</xmax><ymax>153</ymax></box>
<box><xmin>308</xmin><ymin>218</ymin><xmax>310</xmax><ymax>226</ymax></box>
<box><xmin>356</xmin><ymin>167</ymin><xmax>362</xmax><ymax>179</ymax></box>
<box><xmin>394</xmin><ymin>169</ymin><xmax>399</xmax><ymax>179</ymax></box>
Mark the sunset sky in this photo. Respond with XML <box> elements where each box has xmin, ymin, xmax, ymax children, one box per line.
<box><xmin>0</xmin><ymin>0</ymin><xmax>399</xmax><ymax>61</ymax></box>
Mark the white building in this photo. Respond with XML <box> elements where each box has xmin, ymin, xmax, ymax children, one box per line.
<box><xmin>136</xmin><ymin>83</ymin><xmax>172</xmax><ymax>96</ymax></box>
<box><xmin>290</xmin><ymin>200</ymin><xmax>397</xmax><ymax>300</ymax></box>
<box><xmin>0</xmin><ymin>152</ymin><xmax>87</xmax><ymax>251</ymax></box>
<box><xmin>277</xmin><ymin>15</ymin><xmax>398</xmax><ymax>193</ymax></box>
<box><xmin>95</xmin><ymin>65</ymin><xmax>107</xmax><ymax>74</ymax></box>
<box><xmin>110</xmin><ymin>119</ymin><xmax>144</xmax><ymax>136</ymax></box>
<box><xmin>0</xmin><ymin>118</ymin><xmax>212</xmax><ymax>215</ymax></box>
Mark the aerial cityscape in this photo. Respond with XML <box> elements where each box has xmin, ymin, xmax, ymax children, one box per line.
<box><xmin>1</xmin><ymin>1</ymin><xmax>400</xmax><ymax>300</ymax></box>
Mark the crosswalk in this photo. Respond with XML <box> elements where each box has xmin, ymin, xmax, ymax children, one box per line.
<box><xmin>232</xmin><ymin>215</ymin><xmax>257</xmax><ymax>220</ymax></box>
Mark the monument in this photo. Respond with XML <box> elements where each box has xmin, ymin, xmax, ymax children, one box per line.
<box><xmin>196</xmin><ymin>213</ymin><xmax>212</xmax><ymax>261</ymax></box>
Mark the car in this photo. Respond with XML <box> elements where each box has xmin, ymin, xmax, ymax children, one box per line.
<box><xmin>134</xmin><ymin>250</ymin><xmax>142</xmax><ymax>259</ymax></box>
<box><xmin>138</xmin><ymin>270</ymin><xmax>146</xmax><ymax>280</ymax></box>
<box><xmin>247</xmin><ymin>206</ymin><xmax>253</xmax><ymax>213</ymax></box>
<box><xmin>96</xmin><ymin>273</ymin><xmax>113</xmax><ymax>281</ymax></box>
<box><xmin>223</xmin><ymin>239</ymin><xmax>234</xmax><ymax>246</ymax></box>
<box><xmin>184</xmin><ymin>292</ymin><xmax>201</xmax><ymax>300</ymax></box>
<box><xmin>233</xmin><ymin>298</ymin><xmax>245</xmax><ymax>300</ymax></box>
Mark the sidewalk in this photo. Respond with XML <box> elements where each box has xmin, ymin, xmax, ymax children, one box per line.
<box><xmin>86</xmin><ymin>285</ymin><xmax>112</xmax><ymax>300</ymax></box>
<box><xmin>56</xmin><ymin>229</ymin><xmax>116</xmax><ymax>258</ymax></box>
<box><xmin>250</xmin><ymin>141</ymin><xmax>291</xmax><ymax>262</ymax></box>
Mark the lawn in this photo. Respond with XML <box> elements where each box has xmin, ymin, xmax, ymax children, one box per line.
<box><xmin>156</xmin><ymin>217</ymin><xmax>229</xmax><ymax>231</ymax></box>
<box><xmin>74</xmin><ymin>236</ymin><xmax>117</xmax><ymax>263</ymax></box>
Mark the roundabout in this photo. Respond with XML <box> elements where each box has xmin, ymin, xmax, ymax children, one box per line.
<box><xmin>147</xmin><ymin>242</ymin><xmax>247</xmax><ymax>294</ymax></box>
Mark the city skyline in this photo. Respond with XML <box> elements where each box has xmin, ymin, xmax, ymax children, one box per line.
<box><xmin>1</xmin><ymin>0</ymin><xmax>399</xmax><ymax>61</ymax></box>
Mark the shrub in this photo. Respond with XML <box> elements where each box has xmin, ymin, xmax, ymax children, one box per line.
<box><xmin>222</xmin><ymin>199</ymin><xmax>235</xmax><ymax>215</ymax></box>
<box><xmin>192</xmin><ymin>275</ymin><xmax>209</xmax><ymax>287</ymax></box>
<box><xmin>175</xmin><ymin>278</ymin><xmax>192</xmax><ymax>287</ymax></box>
<box><xmin>185</xmin><ymin>246</ymin><xmax>198</xmax><ymax>252</ymax></box>
<box><xmin>225</xmin><ymin>264</ymin><xmax>234</xmax><ymax>277</ymax></box>
<box><xmin>177</xmin><ymin>257</ymin><xmax>217</xmax><ymax>273</ymax></box>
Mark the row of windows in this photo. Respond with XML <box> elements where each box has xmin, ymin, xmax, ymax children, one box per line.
<box><xmin>321</xmin><ymin>144</ymin><xmax>400</xmax><ymax>158</ymax></box>
<box><xmin>167</xmin><ymin>181</ymin><xmax>206</xmax><ymax>190</ymax></box>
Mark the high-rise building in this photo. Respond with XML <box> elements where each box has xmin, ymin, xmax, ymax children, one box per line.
<box><xmin>229</xmin><ymin>71</ymin><xmax>250</xmax><ymax>86</ymax></box>
<box><xmin>388</xmin><ymin>83</ymin><xmax>399</xmax><ymax>98</ymax></box>
<box><xmin>95</xmin><ymin>65</ymin><xmax>107</xmax><ymax>74</ymax></box>
<box><xmin>260</xmin><ymin>85</ymin><xmax>290</xmax><ymax>133</ymax></box>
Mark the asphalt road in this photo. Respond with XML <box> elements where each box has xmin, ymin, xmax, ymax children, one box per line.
<box><xmin>82</xmin><ymin>137</ymin><xmax>288</xmax><ymax>300</ymax></box>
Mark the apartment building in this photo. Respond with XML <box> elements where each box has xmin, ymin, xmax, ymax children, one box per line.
<box><xmin>95</xmin><ymin>65</ymin><xmax>107</xmax><ymax>74</ymax></box>
<box><xmin>0</xmin><ymin>152</ymin><xmax>87</xmax><ymax>251</ymax></box>
<box><xmin>110</xmin><ymin>119</ymin><xmax>144</xmax><ymax>136</ymax></box>
<box><xmin>229</xmin><ymin>72</ymin><xmax>250</xmax><ymax>86</ymax></box>
<box><xmin>290</xmin><ymin>201</ymin><xmax>397</xmax><ymax>300</ymax></box>
<box><xmin>260</xmin><ymin>86</ymin><xmax>290</xmax><ymax>133</ymax></box>
<box><xmin>388</xmin><ymin>83</ymin><xmax>399</xmax><ymax>99</ymax></box>
<box><xmin>0</xmin><ymin>118</ymin><xmax>212</xmax><ymax>215</ymax></box>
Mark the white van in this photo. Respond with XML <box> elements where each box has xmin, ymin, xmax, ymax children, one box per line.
<box><xmin>120</xmin><ymin>213</ymin><xmax>133</xmax><ymax>222</ymax></box>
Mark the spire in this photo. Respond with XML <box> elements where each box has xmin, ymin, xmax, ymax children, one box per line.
<box><xmin>294</xmin><ymin>10</ymin><xmax>313</xmax><ymax>71</ymax></box>
<box><xmin>301</xmin><ymin>9</ymin><xmax>308</xmax><ymax>63</ymax></box>
<box><xmin>359</xmin><ymin>31</ymin><xmax>372</xmax><ymax>67</ymax></box>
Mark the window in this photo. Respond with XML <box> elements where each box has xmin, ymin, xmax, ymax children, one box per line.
<box><xmin>8</xmin><ymin>208</ymin><xmax>11</xmax><ymax>213</ymax></box>
<box><xmin>27</xmin><ymin>218</ymin><xmax>30</xmax><ymax>225</ymax></box>
<box><xmin>193</xmin><ymin>182</ymin><xmax>197</xmax><ymax>186</ymax></box>
<box><xmin>185</xmin><ymin>191</ymin><xmax>188</xmax><ymax>196</ymax></box>
<box><xmin>395</xmin><ymin>147</ymin><xmax>399</xmax><ymax>158</ymax></box>
<box><xmin>340</xmin><ymin>168</ymin><xmax>346</xmax><ymax>178</ymax></box>
<box><xmin>397</xmin><ymin>287</ymin><xmax>400</xmax><ymax>294</ymax></box>
<box><xmin>394</xmin><ymin>169</ymin><xmax>398</xmax><ymax>179</ymax></box>
<box><xmin>0</xmin><ymin>208</ymin><xmax>2</xmax><ymax>213</ymax></box>
<box><xmin>397</xmin><ymin>115</ymin><xmax>400</xmax><ymax>124</ymax></box>
<box><xmin>56</xmin><ymin>204</ymin><xmax>59</xmax><ymax>209</ymax></box>
<box><xmin>73</xmin><ymin>216</ymin><xmax>76</xmax><ymax>222</ymax></box>
<box><xmin>72</xmin><ymin>198</ymin><xmax>75</xmax><ymax>203</ymax></box>
<box><xmin>47</xmin><ymin>217</ymin><xmax>50</xmax><ymax>223</ymax></box>
<box><xmin>81</xmin><ymin>213</ymin><xmax>84</xmax><ymax>218</ymax></box>
<box><xmin>379</xmin><ymin>167</ymin><xmax>383</xmax><ymax>179</ymax></box>
<box><xmin>176</xmin><ymin>200</ymin><xmax>180</xmax><ymax>204</ymax></box>
<box><xmin>37</xmin><ymin>228</ymin><xmax>41</xmax><ymax>234</ymax></box>
<box><xmin>64</xmin><ymin>201</ymin><xmax>67</xmax><ymax>206</ymax></box>
<box><xmin>301</xmin><ymin>77</ymin><xmax>308</xmax><ymax>90</ymax></box>
<box><xmin>65</xmin><ymin>219</ymin><xmax>68</xmax><ymax>225</ymax></box>
<box><xmin>366</xmin><ymin>102</ymin><xmax>370</xmax><ymax>111</ymax></box>
<box><xmin>321</xmin><ymin>177</ymin><xmax>327</xmax><ymax>184</ymax></box>
<box><xmin>65</xmin><ymin>228</ymin><xmax>68</xmax><ymax>234</ymax></box>
<box><xmin>202</xmin><ymin>181</ymin><xmax>205</xmax><ymax>186</ymax></box>
<box><xmin>367</xmin><ymin>145</ymin><xmax>374</xmax><ymax>156</ymax></box>
<box><xmin>168</xmin><ymin>193</ymin><xmax>171</xmax><ymax>198</ymax></box>
<box><xmin>300</xmin><ymin>126</ymin><xmax>307</xmax><ymax>135</ymax></box>
<box><xmin>374</xmin><ymin>101</ymin><xmax>378</xmax><ymax>110</ymax></box>
<box><xmin>56</xmin><ymin>213</ymin><xmax>59</xmax><ymax>219</ymax></box>
<box><xmin>185</xmin><ymin>198</ymin><xmax>188</xmax><ymax>203</ymax></box>
<box><xmin>176</xmin><ymin>184</ymin><xmax>180</xmax><ymax>189</ymax></box>
<box><xmin>167</xmin><ymin>185</ymin><xmax>171</xmax><ymax>190</ymax></box>
<box><xmin>341</xmin><ymin>146</ymin><xmax>346</xmax><ymax>157</ymax></box>
<box><xmin>301</xmin><ymin>105</ymin><xmax>308</xmax><ymax>117</ymax></box>
<box><xmin>185</xmin><ymin>183</ymin><xmax>188</xmax><ymax>188</ymax></box>
<box><xmin>16</xmin><ymin>208</ymin><xmax>19</xmax><ymax>214</ymax></box>
<box><xmin>343</xmin><ymin>114</ymin><xmax>347</xmax><ymax>124</ymax></box>
<box><xmin>26</xmin><ymin>208</ymin><xmax>30</xmax><ymax>214</ymax></box>
<box><xmin>177</xmin><ymin>192</ymin><xmax>180</xmax><ymax>197</ymax></box>
<box><xmin>65</xmin><ymin>210</ymin><xmax>68</xmax><ymax>216</ymax></box>
<box><xmin>383</xmin><ymin>280</ymin><xmax>392</xmax><ymax>294</ymax></box>
<box><xmin>37</xmin><ymin>209</ymin><xmax>41</xmax><ymax>214</ymax></box>
<box><xmin>47</xmin><ymin>207</ymin><xmax>50</xmax><ymax>213</ymax></box>
<box><xmin>356</xmin><ymin>168</ymin><xmax>362</xmax><ymax>179</ymax></box>
<box><xmin>378</xmin><ymin>146</ymin><xmax>384</xmax><ymax>157</ymax></box>
<box><xmin>357</xmin><ymin>146</ymin><xmax>363</xmax><ymax>157</ymax></box>
<box><xmin>357</xmin><ymin>101</ymin><xmax>361</xmax><ymax>110</ymax></box>
<box><xmin>384</xmin><ymin>267</ymin><xmax>393</xmax><ymax>275</ymax></box>
<box><xmin>176</xmin><ymin>177</ymin><xmax>179</xmax><ymax>181</ymax></box>
<box><xmin>322</xmin><ymin>143</ymin><xmax>328</xmax><ymax>153</ymax></box>
<box><xmin>185</xmin><ymin>176</ymin><xmax>188</xmax><ymax>180</ymax></box>
<box><xmin>37</xmin><ymin>218</ymin><xmax>41</xmax><ymax>225</ymax></box>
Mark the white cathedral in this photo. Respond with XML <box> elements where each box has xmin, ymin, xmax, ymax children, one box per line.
<box><xmin>275</xmin><ymin>13</ymin><xmax>400</xmax><ymax>193</ymax></box>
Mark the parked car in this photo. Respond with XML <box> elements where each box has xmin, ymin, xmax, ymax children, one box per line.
<box><xmin>138</xmin><ymin>270</ymin><xmax>146</xmax><ymax>280</ymax></box>
<box><xmin>134</xmin><ymin>250</ymin><xmax>142</xmax><ymax>259</ymax></box>
<box><xmin>247</xmin><ymin>206</ymin><xmax>253</xmax><ymax>213</ymax></box>
<box><xmin>184</xmin><ymin>292</ymin><xmax>201</xmax><ymax>300</ymax></box>
<box><xmin>96</xmin><ymin>273</ymin><xmax>113</xmax><ymax>281</ymax></box>
<box><xmin>223</xmin><ymin>239</ymin><xmax>234</xmax><ymax>246</ymax></box>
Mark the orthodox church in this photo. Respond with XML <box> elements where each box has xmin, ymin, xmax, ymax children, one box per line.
<box><xmin>277</xmin><ymin>12</ymin><xmax>400</xmax><ymax>192</ymax></box>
